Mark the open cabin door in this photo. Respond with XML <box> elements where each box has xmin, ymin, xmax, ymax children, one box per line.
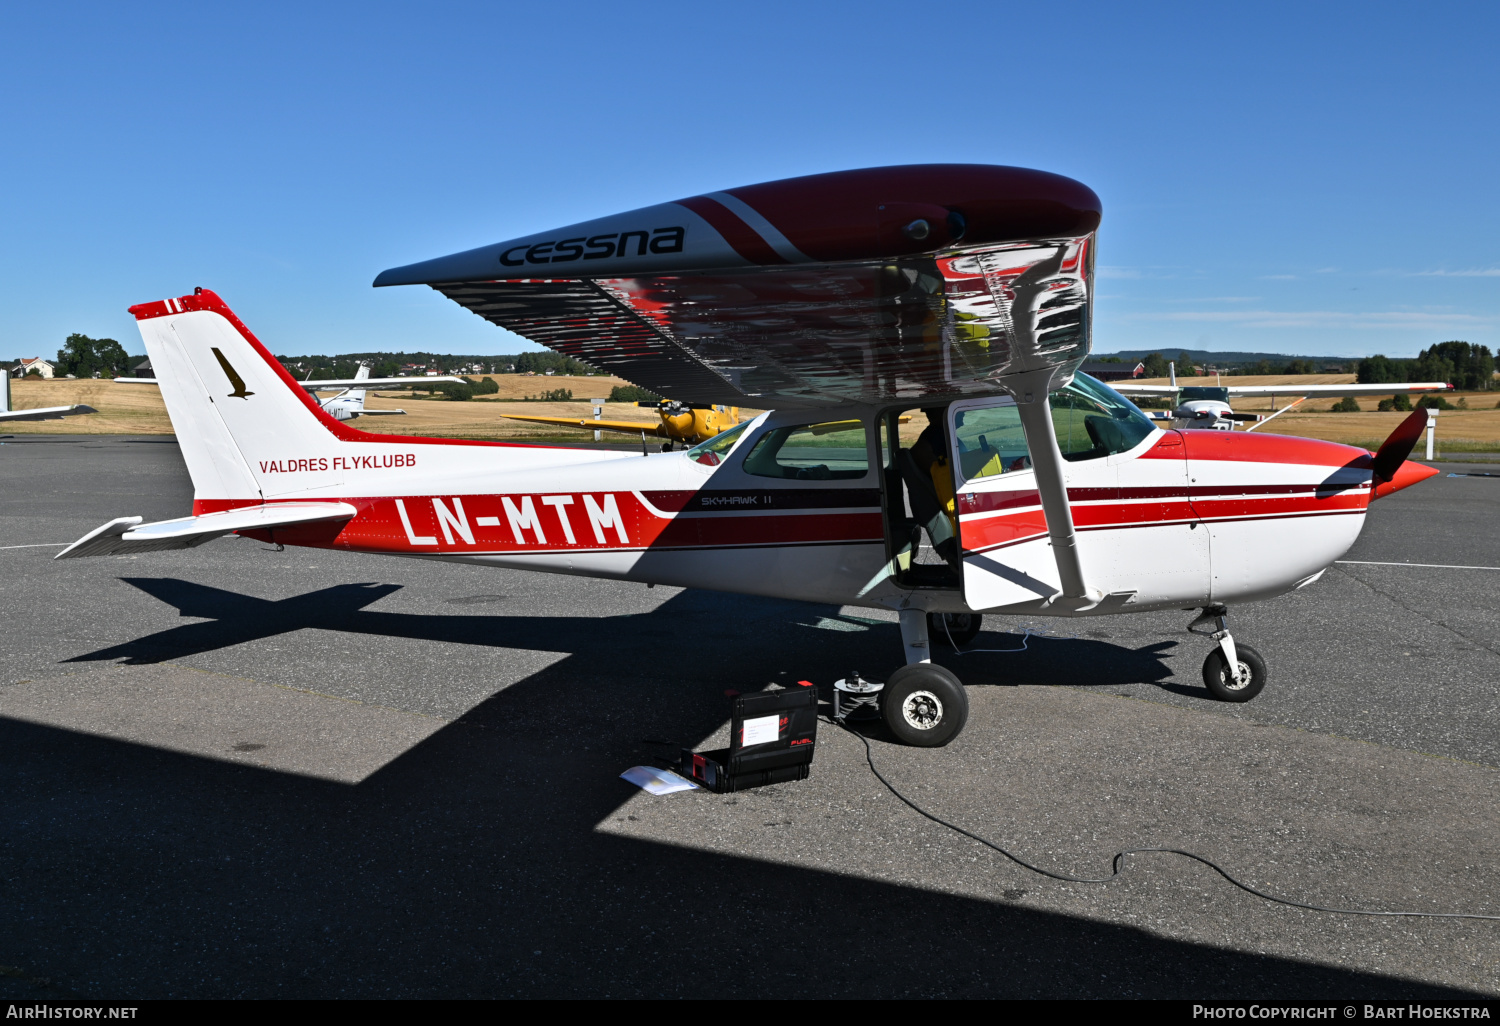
<box><xmin>951</xmin><ymin>392</ymin><xmax>1210</xmax><ymax>613</ymax></box>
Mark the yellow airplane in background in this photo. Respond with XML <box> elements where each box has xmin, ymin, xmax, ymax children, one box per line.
<box><xmin>500</xmin><ymin>399</ymin><xmax>741</xmax><ymax>448</ymax></box>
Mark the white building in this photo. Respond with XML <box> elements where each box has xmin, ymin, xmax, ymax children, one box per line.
<box><xmin>13</xmin><ymin>358</ymin><xmax>55</xmax><ymax>378</ymax></box>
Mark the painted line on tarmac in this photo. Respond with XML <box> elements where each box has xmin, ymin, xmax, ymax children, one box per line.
<box><xmin>1337</xmin><ymin>559</ymin><xmax>1500</xmax><ymax>571</ymax></box>
<box><xmin>0</xmin><ymin>542</ymin><xmax>68</xmax><ymax>550</ymax></box>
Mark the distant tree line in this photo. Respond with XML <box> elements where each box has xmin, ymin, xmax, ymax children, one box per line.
<box><xmin>608</xmin><ymin>384</ymin><xmax>659</xmax><ymax>402</ymax></box>
<box><xmin>433</xmin><ymin>377</ymin><xmax>501</xmax><ymax>402</ymax></box>
<box><xmin>1129</xmin><ymin>351</ymin><xmax>1349</xmax><ymax>378</ymax></box>
<box><xmin>1119</xmin><ymin>343</ymin><xmax>1494</xmax><ymax>390</ymax></box>
<box><xmin>1356</xmin><ymin>342</ymin><xmax>1494</xmax><ymax>392</ymax></box>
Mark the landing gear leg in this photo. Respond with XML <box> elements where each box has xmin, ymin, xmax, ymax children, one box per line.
<box><xmin>879</xmin><ymin>609</ymin><xmax>969</xmax><ymax>746</ymax></box>
<box><xmin>898</xmin><ymin>608</ymin><xmax>931</xmax><ymax>665</ymax></box>
<box><xmin>1188</xmin><ymin>605</ymin><xmax>1267</xmax><ymax>702</ymax></box>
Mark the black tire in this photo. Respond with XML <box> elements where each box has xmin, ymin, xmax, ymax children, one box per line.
<box><xmin>1202</xmin><ymin>642</ymin><xmax>1267</xmax><ymax>702</ymax></box>
<box><xmin>879</xmin><ymin>663</ymin><xmax>969</xmax><ymax>747</ymax></box>
<box><xmin>928</xmin><ymin>611</ymin><xmax>982</xmax><ymax>650</ymax></box>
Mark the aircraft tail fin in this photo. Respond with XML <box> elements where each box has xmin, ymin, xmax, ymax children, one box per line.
<box><xmin>132</xmin><ymin>290</ymin><xmax>367</xmax><ymax>503</ymax></box>
<box><xmin>132</xmin><ymin>289</ymin><xmax>579</xmax><ymax>508</ymax></box>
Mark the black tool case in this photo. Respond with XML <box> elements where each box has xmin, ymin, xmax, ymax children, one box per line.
<box><xmin>680</xmin><ymin>685</ymin><xmax>818</xmax><ymax>793</ymax></box>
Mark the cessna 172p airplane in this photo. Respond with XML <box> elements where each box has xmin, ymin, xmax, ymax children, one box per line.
<box><xmin>56</xmin><ymin>164</ymin><xmax>1440</xmax><ymax>747</ymax></box>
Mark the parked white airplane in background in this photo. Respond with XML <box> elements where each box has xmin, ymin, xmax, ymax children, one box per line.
<box><xmin>0</xmin><ymin>373</ymin><xmax>95</xmax><ymax>423</ymax></box>
<box><xmin>313</xmin><ymin>364</ymin><xmax>431</xmax><ymax>421</ymax></box>
<box><xmin>1113</xmin><ymin>367</ymin><xmax>1452</xmax><ymax>431</ymax></box>
<box><xmin>118</xmin><ymin>363</ymin><xmax>461</xmax><ymax>421</ymax></box>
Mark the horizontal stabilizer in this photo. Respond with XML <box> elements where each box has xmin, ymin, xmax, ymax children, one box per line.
<box><xmin>354</xmin><ymin>408</ymin><xmax>406</xmax><ymax>415</ymax></box>
<box><xmin>56</xmin><ymin>502</ymin><xmax>357</xmax><ymax>559</ymax></box>
<box><xmin>0</xmin><ymin>404</ymin><xmax>96</xmax><ymax>422</ymax></box>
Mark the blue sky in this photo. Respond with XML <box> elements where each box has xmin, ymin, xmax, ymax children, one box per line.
<box><xmin>1</xmin><ymin>1</ymin><xmax>1495</xmax><ymax>361</ymax></box>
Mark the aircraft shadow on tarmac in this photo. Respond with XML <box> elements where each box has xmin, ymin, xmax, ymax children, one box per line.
<box><xmin>5</xmin><ymin>578</ymin><xmax>1475</xmax><ymax>998</ymax></box>
<box><xmin>73</xmin><ymin>576</ymin><xmax>1198</xmax><ymax>698</ymax></box>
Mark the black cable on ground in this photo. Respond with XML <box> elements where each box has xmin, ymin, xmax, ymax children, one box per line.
<box><xmin>837</xmin><ymin>719</ymin><xmax>1500</xmax><ymax>923</ymax></box>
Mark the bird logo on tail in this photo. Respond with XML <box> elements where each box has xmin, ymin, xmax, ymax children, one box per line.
<box><xmin>211</xmin><ymin>347</ymin><xmax>255</xmax><ymax>399</ymax></box>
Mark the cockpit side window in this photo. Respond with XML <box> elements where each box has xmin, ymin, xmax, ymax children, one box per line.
<box><xmin>952</xmin><ymin>401</ymin><xmax>1029</xmax><ymax>483</ymax></box>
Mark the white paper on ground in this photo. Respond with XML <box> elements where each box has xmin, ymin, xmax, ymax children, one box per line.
<box><xmin>741</xmin><ymin>713</ymin><xmax>780</xmax><ymax>747</ymax></box>
<box><xmin>620</xmin><ymin>765</ymin><xmax>699</xmax><ymax>795</ymax></box>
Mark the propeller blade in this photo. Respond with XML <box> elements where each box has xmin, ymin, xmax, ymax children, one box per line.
<box><xmin>1372</xmin><ymin>408</ymin><xmax>1429</xmax><ymax>482</ymax></box>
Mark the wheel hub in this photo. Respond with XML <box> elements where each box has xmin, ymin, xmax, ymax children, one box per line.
<box><xmin>901</xmin><ymin>690</ymin><xmax>945</xmax><ymax>730</ymax></box>
<box><xmin>1225</xmin><ymin>661</ymin><xmax>1252</xmax><ymax>690</ymax></box>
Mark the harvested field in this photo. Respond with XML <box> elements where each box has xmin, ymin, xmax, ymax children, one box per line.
<box><xmin>9</xmin><ymin>372</ymin><xmax>1496</xmax><ymax>454</ymax></box>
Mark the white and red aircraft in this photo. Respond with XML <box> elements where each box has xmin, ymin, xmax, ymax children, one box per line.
<box><xmin>56</xmin><ymin>164</ymin><xmax>1440</xmax><ymax>747</ymax></box>
<box><xmin>1113</xmin><ymin>376</ymin><xmax>1453</xmax><ymax>432</ymax></box>
<box><xmin>116</xmin><ymin>363</ymin><xmax>464</xmax><ymax>421</ymax></box>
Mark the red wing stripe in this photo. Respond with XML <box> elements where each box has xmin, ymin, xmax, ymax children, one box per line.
<box><xmin>676</xmin><ymin>196</ymin><xmax>788</xmax><ymax>265</ymax></box>
<box><xmin>960</xmin><ymin>482</ymin><xmax>1369</xmax><ymax>516</ymax></box>
<box><xmin>963</xmin><ymin>507</ymin><xmax>1367</xmax><ymax>556</ymax></box>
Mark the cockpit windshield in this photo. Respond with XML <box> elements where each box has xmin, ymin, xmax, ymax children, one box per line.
<box><xmin>682</xmin><ymin>420</ymin><xmax>751</xmax><ymax>466</ymax></box>
<box><xmin>1178</xmin><ymin>386</ymin><xmax>1230</xmax><ymax>403</ymax></box>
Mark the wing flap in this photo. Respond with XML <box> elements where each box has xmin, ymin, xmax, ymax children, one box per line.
<box><xmin>56</xmin><ymin>502</ymin><xmax>357</xmax><ymax>559</ymax></box>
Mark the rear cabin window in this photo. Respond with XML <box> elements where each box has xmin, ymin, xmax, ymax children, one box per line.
<box><xmin>742</xmin><ymin>420</ymin><xmax>870</xmax><ymax>480</ymax></box>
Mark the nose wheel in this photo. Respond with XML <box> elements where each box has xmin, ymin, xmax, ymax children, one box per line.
<box><xmin>1189</xmin><ymin>605</ymin><xmax>1267</xmax><ymax>702</ymax></box>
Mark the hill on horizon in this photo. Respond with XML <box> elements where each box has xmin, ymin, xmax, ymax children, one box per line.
<box><xmin>1093</xmin><ymin>349</ymin><xmax>1359</xmax><ymax>365</ymax></box>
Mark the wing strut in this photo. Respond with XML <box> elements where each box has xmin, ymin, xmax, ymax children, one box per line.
<box><xmin>1010</xmin><ymin>369</ymin><xmax>1102</xmax><ymax>610</ymax></box>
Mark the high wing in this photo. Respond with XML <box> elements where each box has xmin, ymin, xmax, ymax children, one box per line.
<box><xmin>56</xmin><ymin>502</ymin><xmax>357</xmax><ymax>559</ymax></box>
<box><xmin>498</xmin><ymin>413</ymin><xmax>666</xmax><ymax>436</ymax></box>
<box><xmin>301</xmin><ymin>376</ymin><xmax>464</xmax><ymax>390</ymax></box>
<box><xmin>0</xmin><ymin>375</ymin><xmax>95</xmax><ymax>421</ymax></box>
<box><xmin>116</xmin><ymin>375</ymin><xmax>463</xmax><ymax>389</ymax></box>
<box><xmin>1112</xmin><ymin>382</ymin><xmax>1453</xmax><ymax>398</ymax></box>
<box><xmin>1216</xmin><ymin>383</ymin><xmax>1451</xmax><ymax>398</ymax></box>
<box><xmin>375</xmin><ymin>164</ymin><xmax>1103</xmax><ymax>410</ymax></box>
<box><xmin>0</xmin><ymin>404</ymin><xmax>96</xmax><ymax>422</ymax></box>
<box><xmin>1110</xmin><ymin>384</ymin><xmax>1182</xmax><ymax>396</ymax></box>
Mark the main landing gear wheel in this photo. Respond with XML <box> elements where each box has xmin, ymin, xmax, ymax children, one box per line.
<box><xmin>880</xmin><ymin>663</ymin><xmax>969</xmax><ymax>747</ymax></box>
<box><xmin>1202</xmin><ymin>643</ymin><xmax>1267</xmax><ymax>703</ymax></box>
<box><xmin>928</xmin><ymin>611</ymin><xmax>982</xmax><ymax>650</ymax></box>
